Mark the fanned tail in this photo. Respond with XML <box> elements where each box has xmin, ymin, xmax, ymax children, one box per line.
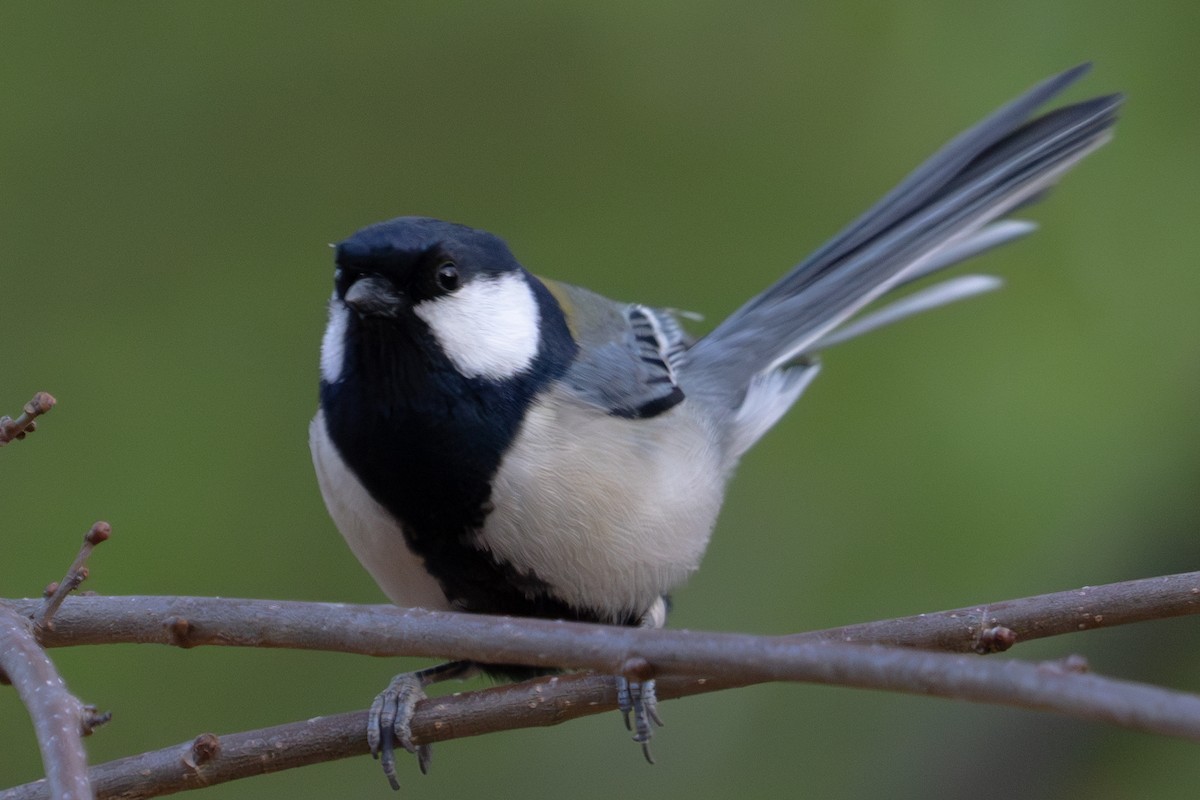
<box><xmin>682</xmin><ymin>65</ymin><xmax>1121</xmax><ymax>443</ymax></box>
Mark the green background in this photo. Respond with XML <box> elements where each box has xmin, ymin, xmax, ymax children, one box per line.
<box><xmin>3</xmin><ymin>4</ymin><xmax>1198</xmax><ymax>798</ymax></box>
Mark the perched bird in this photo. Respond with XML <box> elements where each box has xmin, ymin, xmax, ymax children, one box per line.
<box><xmin>311</xmin><ymin>64</ymin><xmax>1120</xmax><ymax>787</ymax></box>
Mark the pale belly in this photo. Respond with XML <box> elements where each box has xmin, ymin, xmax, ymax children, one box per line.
<box><xmin>312</xmin><ymin>396</ymin><xmax>726</xmax><ymax>621</ymax></box>
<box><xmin>480</xmin><ymin>391</ymin><xmax>726</xmax><ymax>620</ymax></box>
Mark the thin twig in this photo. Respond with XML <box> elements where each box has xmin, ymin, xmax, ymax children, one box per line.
<box><xmin>38</xmin><ymin>522</ymin><xmax>111</xmax><ymax>628</ymax></box>
<box><xmin>0</xmin><ymin>605</ymin><xmax>92</xmax><ymax>800</ymax></box>
<box><xmin>0</xmin><ymin>392</ymin><xmax>56</xmax><ymax>447</ymax></box>
<box><xmin>804</xmin><ymin>571</ymin><xmax>1200</xmax><ymax>650</ymax></box>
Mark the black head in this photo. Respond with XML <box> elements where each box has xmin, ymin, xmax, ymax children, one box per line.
<box><xmin>322</xmin><ymin>216</ymin><xmax>575</xmax><ymax>387</ymax></box>
<box><xmin>334</xmin><ymin>217</ymin><xmax>523</xmax><ymax>311</ymax></box>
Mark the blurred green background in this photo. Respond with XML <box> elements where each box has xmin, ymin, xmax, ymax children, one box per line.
<box><xmin>2</xmin><ymin>3</ymin><xmax>1198</xmax><ymax>798</ymax></box>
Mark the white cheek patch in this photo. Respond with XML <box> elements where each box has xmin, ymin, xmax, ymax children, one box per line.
<box><xmin>413</xmin><ymin>272</ymin><xmax>541</xmax><ymax>380</ymax></box>
<box><xmin>320</xmin><ymin>298</ymin><xmax>350</xmax><ymax>384</ymax></box>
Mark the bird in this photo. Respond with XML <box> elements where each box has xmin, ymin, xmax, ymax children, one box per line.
<box><xmin>310</xmin><ymin>64</ymin><xmax>1120</xmax><ymax>788</ymax></box>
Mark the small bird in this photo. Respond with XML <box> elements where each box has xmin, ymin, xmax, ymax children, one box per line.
<box><xmin>311</xmin><ymin>64</ymin><xmax>1120</xmax><ymax>787</ymax></box>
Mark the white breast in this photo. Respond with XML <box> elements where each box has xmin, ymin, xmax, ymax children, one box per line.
<box><xmin>481</xmin><ymin>388</ymin><xmax>727</xmax><ymax>620</ymax></box>
<box><xmin>309</xmin><ymin>410</ymin><xmax>451</xmax><ymax>610</ymax></box>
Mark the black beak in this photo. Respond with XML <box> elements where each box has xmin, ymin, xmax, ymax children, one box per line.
<box><xmin>343</xmin><ymin>274</ymin><xmax>401</xmax><ymax>318</ymax></box>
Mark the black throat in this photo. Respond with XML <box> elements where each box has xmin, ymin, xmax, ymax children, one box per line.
<box><xmin>320</xmin><ymin>280</ymin><xmax>614</xmax><ymax>623</ymax></box>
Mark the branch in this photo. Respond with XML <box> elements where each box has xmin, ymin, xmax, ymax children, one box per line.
<box><xmin>0</xmin><ymin>605</ymin><xmax>91</xmax><ymax>800</ymax></box>
<box><xmin>37</xmin><ymin>522</ymin><xmax>110</xmax><ymax>628</ymax></box>
<box><xmin>807</xmin><ymin>570</ymin><xmax>1200</xmax><ymax>650</ymax></box>
<box><xmin>0</xmin><ymin>392</ymin><xmax>55</xmax><ymax>446</ymax></box>
<box><xmin>4</xmin><ymin>571</ymin><xmax>1200</xmax><ymax>798</ymax></box>
<box><xmin>6</xmin><ymin>646</ymin><xmax>1200</xmax><ymax>800</ymax></box>
<box><xmin>11</xmin><ymin>571</ymin><xmax>1200</xmax><ymax>658</ymax></box>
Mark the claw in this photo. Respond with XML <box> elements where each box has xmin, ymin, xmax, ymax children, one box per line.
<box><xmin>643</xmin><ymin>680</ymin><xmax>663</xmax><ymax>728</ymax></box>
<box><xmin>616</xmin><ymin>676</ymin><xmax>634</xmax><ymax>730</ymax></box>
<box><xmin>370</xmin><ymin>672</ymin><xmax>427</xmax><ymax>790</ymax></box>
<box><xmin>366</xmin><ymin>661</ymin><xmax>476</xmax><ymax>790</ymax></box>
<box><xmin>616</xmin><ymin>675</ymin><xmax>663</xmax><ymax>763</ymax></box>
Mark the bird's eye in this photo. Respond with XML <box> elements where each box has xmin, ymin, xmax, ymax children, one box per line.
<box><xmin>436</xmin><ymin>262</ymin><xmax>461</xmax><ymax>293</ymax></box>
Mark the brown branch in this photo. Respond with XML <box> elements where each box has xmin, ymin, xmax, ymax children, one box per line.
<box><xmin>0</xmin><ymin>605</ymin><xmax>91</xmax><ymax>800</ymax></box>
<box><xmin>10</xmin><ymin>571</ymin><xmax>1200</xmax><ymax>658</ymax></box>
<box><xmin>6</xmin><ymin>645</ymin><xmax>1200</xmax><ymax>800</ymax></box>
<box><xmin>0</xmin><ymin>392</ymin><xmax>55</xmax><ymax>446</ymax></box>
<box><xmin>37</xmin><ymin>522</ymin><xmax>111</xmax><ymax>628</ymax></box>
<box><xmin>4</xmin><ymin>571</ymin><xmax>1200</xmax><ymax>798</ymax></box>
<box><xmin>804</xmin><ymin>570</ymin><xmax>1200</xmax><ymax>649</ymax></box>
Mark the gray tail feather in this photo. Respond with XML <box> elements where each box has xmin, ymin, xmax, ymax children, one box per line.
<box><xmin>682</xmin><ymin>63</ymin><xmax>1121</xmax><ymax>402</ymax></box>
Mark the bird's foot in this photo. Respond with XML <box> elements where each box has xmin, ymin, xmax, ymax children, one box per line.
<box><xmin>367</xmin><ymin>661</ymin><xmax>475</xmax><ymax>790</ymax></box>
<box><xmin>368</xmin><ymin>671</ymin><xmax>431</xmax><ymax>789</ymax></box>
<box><xmin>616</xmin><ymin>674</ymin><xmax>664</xmax><ymax>764</ymax></box>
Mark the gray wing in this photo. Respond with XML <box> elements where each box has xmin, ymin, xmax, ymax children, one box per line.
<box><xmin>543</xmin><ymin>279</ymin><xmax>689</xmax><ymax>419</ymax></box>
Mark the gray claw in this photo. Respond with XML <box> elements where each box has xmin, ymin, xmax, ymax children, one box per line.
<box><xmin>616</xmin><ymin>676</ymin><xmax>663</xmax><ymax>762</ymax></box>
<box><xmin>369</xmin><ymin>672</ymin><xmax>429</xmax><ymax>791</ymax></box>
<box><xmin>365</xmin><ymin>661</ymin><xmax>476</xmax><ymax>789</ymax></box>
<box><xmin>616</xmin><ymin>677</ymin><xmax>634</xmax><ymax>730</ymax></box>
